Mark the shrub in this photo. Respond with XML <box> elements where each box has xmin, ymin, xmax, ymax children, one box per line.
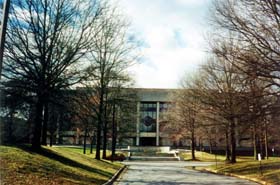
<box><xmin>106</xmin><ymin>153</ymin><xmax>126</xmax><ymax>161</ymax></box>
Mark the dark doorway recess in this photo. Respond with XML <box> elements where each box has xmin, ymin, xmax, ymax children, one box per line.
<box><xmin>140</xmin><ymin>137</ymin><xmax>156</xmax><ymax>146</ymax></box>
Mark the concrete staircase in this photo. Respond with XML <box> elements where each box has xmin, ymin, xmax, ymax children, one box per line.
<box><xmin>126</xmin><ymin>146</ymin><xmax>180</xmax><ymax>161</ymax></box>
<box><xmin>129</xmin><ymin>156</ymin><xmax>180</xmax><ymax>161</ymax></box>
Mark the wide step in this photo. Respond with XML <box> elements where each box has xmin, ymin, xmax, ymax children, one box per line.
<box><xmin>129</xmin><ymin>156</ymin><xmax>180</xmax><ymax>161</ymax></box>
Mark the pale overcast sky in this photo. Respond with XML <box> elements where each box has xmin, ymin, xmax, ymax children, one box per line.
<box><xmin>119</xmin><ymin>0</ymin><xmax>212</xmax><ymax>88</ymax></box>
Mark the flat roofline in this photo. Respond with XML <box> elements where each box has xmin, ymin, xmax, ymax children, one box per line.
<box><xmin>132</xmin><ymin>88</ymin><xmax>178</xmax><ymax>91</ymax></box>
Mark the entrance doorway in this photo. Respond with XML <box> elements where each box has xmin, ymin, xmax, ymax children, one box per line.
<box><xmin>140</xmin><ymin>137</ymin><xmax>156</xmax><ymax>146</ymax></box>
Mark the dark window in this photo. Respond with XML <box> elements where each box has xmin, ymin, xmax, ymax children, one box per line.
<box><xmin>140</xmin><ymin>102</ymin><xmax>157</xmax><ymax>132</ymax></box>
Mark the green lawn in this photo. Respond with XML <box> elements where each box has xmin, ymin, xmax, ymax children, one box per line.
<box><xmin>205</xmin><ymin>157</ymin><xmax>280</xmax><ymax>185</ymax></box>
<box><xmin>184</xmin><ymin>151</ymin><xmax>280</xmax><ymax>185</ymax></box>
<box><xmin>0</xmin><ymin>145</ymin><xmax>123</xmax><ymax>185</ymax></box>
<box><xmin>180</xmin><ymin>150</ymin><xmax>227</xmax><ymax>162</ymax></box>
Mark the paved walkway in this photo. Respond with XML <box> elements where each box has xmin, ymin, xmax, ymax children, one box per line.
<box><xmin>114</xmin><ymin>161</ymin><xmax>259</xmax><ymax>185</ymax></box>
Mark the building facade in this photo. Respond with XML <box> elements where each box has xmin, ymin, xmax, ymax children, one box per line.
<box><xmin>46</xmin><ymin>88</ymin><xmax>271</xmax><ymax>149</ymax></box>
<box><xmin>134</xmin><ymin>88</ymin><xmax>175</xmax><ymax>146</ymax></box>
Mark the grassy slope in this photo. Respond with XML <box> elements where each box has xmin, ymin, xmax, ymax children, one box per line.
<box><xmin>0</xmin><ymin>145</ymin><xmax>123</xmax><ymax>185</ymax></box>
<box><xmin>180</xmin><ymin>150</ymin><xmax>227</xmax><ymax>162</ymax></box>
<box><xmin>206</xmin><ymin>157</ymin><xmax>280</xmax><ymax>185</ymax></box>
<box><xmin>181</xmin><ymin>151</ymin><xmax>280</xmax><ymax>185</ymax></box>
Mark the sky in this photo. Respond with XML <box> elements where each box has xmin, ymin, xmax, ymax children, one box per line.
<box><xmin>0</xmin><ymin>0</ymin><xmax>212</xmax><ymax>89</ymax></box>
<box><xmin>119</xmin><ymin>0</ymin><xmax>212</xmax><ymax>88</ymax></box>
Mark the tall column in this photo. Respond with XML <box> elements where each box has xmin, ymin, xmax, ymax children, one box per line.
<box><xmin>136</xmin><ymin>102</ymin><xmax>140</xmax><ymax>146</ymax></box>
<box><xmin>0</xmin><ymin>0</ymin><xmax>11</xmax><ymax>79</ymax></box>
<box><xmin>156</xmin><ymin>102</ymin><xmax>160</xmax><ymax>146</ymax></box>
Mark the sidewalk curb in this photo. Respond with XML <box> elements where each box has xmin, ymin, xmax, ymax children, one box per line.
<box><xmin>103</xmin><ymin>165</ymin><xmax>127</xmax><ymax>185</ymax></box>
<box><xmin>200</xmin><ymin>168</ymin><xmax>269</xmax><ymax>185</ymax></box>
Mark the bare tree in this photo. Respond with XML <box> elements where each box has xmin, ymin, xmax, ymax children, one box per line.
<box><xmin>66</xmin><ymin>89</ymin><xmax>97</xmax><ymax>153</ymax></box>
<box><xmin>113</xmin><ymin>87</ymin><xmax>137</xmax><ymax>159</ymax></box>
<box><xmin>187</xmin><ymin>56</ymin><xmax>247</xmax><ymax>163</ymax></box>
<box><xmin>2</xmin><ymin>0</ymin><xmax>105</xmax><ymax>150</ymax></box>
<box><xmin>84</xmin><ymin>5</ymin><xmax>136</xmax><ymax>159</ymax></box>
<box><xmin>167</xmin><ymin>88</ymin><xmax>202</xmax><ymax>160</ymax></box>
<box><xmin>211</xmin><ymin>0</ymin><xmax>280</xmax><ymax>88</ymax></box>
<box><xmin>209</xmin><ymin>33</ymin><xmax>278</xmax><ymax>160</ymax></box>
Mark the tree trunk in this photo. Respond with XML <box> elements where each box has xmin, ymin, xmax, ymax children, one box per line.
<box><xmin>230</xmin><ymin>118</ymin><xmax>236</xmax><ymax>163</ymax></box>
<box><xmin>27</xmin><ymin>109</ymin><xmax>35</xmax><ymax>144</ymax></box>
<box><xmin>83</xmin><ymin>126</ymin><xmax>88</xmax><ymax>154</ymax></box>
<box><xmin>90</xmin><ymin>136</ymin><xmax>94</xmax><ymax>154</ymax></box>
<box><xmin>102</xmin><ymin>106</ymin><xmax>108</xmax><ymax>159</ymax></box>
<box><xmin>95</xmin><ymin>103</ymin><xmax>103</xmax><ymax>160</ymax></box>
<box><xmin>50</xmin><ymin>133</ymin><xmax>53</xmax><ymax>147</ymax></box>
<box><xmin>260</xmin><ymin>134</ymin><xmax>264</xmax><ymax>159</ymax></box>
<box><xmin>191</xmin><ymin>121</ymin><xmax>196</xmax><ymax>160</ymax></box>
<box><xmin>8</xmin><ymin>110</ymin><xmax>14</xmax><ymax>143</ymax></box>
<box><xmin>253</xmin><ymin>124</ymin><xmax>258</xmax><ymax>160</ymax></box>
<box><xmin>191</xmin><ymin>135</ymin><xmax>196</xmax><ymax>160</ymax></box>
<box><xmin>50</xmin><ymin>114</ymin><xmax>59</xmax><ymax>146</ymax></box>
<box><xmin>111</xmin><ymin>102</ymin><xmax>116</xmax><ymax>161</ymax></box>
<box><xmin>31</xmin><ymin>95</ymin><xmax>44</xmax><ymax>150</ymax></box>
<box><xmin>57</xmin><ymin>115</ymin><xmax>62</xmax><ymax>145</ymax></box>
<box><xmin>42</xmin><ymin>102</ymin><xmax>49</xmax><ymax>146</ymax></box>
<box><xmin>102</xmin><ymin>123</ymin><xmax>107</xmax><ymax>159</ymax></box>
<box><xmin>209</xmin><ymin>139</ymin><xmax>213</xmax><ymax>154</ymax></box>
<box><xmin>0</xmin><ymin>0</ymin><xmax>10</xmax><ymax>78</ymax></box>
<box><xmin>225</xmin><ymin>128</ymin><xmax>230</xmax><ymax>161</ymax></box>
<box><xmin>264</xmin><ymin>120</ymin><xmax>269</xmax><ymax>160</ymax></box>
<box><xmin>199</xmin><ymin>138</ymin><xmax>202</xmax><ymax>151</ymax></box>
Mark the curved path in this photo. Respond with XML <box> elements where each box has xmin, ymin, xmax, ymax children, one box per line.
<box><xmin>114</xmin><ymin>161</ymin><xmax>259</xmax><ymax>185</ymax></box>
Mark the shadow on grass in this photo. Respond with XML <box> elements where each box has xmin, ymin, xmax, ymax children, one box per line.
<box><xmin>18</xmin><ymin>145</ymin><xmax>114</xmax><ymax>178</ymax></box>
<box><xmin>217</xmin><ymin>161</ymin><xmax>280</xmax><ymax>175</ymax></box>
<box><xmin>183</xmin><ymin>159</ymin><xmax>202</xmax><ymax>162</ymax></box>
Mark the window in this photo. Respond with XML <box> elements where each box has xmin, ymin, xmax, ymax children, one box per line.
<box><xmin>160</xmin><ymin>102</ymin><xmax>171</xmax><ymax>112</ymax></box>
<box><xmin>140</xmin><ymin>102</ymin><xmax>156</xmax><ymax>132</ymax></box>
